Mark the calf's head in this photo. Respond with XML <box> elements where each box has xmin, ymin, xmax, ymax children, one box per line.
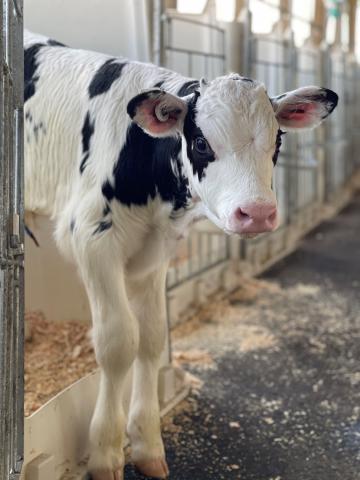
<box><xmin>127</xmin><ymin>75</ymin><xmax>338</xmax><ymax>236</ymax></box>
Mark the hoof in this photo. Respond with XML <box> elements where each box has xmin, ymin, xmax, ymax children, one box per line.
<box><xmin>135</xmin><ymin>457</ymin><xmax>169</xmax><ymax>479</ymax></box>
<box><xmin>88</xmin><ymin>469</ymin><xmax>123</xmax><ymax>480</ymax></box>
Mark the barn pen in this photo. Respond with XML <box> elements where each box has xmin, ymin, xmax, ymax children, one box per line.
<box><xmin>1</xmin><ymin>1</ymin><xmax>360</xmax><ymax>480</ymax></box>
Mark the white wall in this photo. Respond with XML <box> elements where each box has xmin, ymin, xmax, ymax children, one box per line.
<box><xmin>25</xmin><ymin>216</ymin><xmax>91</xmax><ymax>322</ymax></box>
<box><xmin>24</xmin><ymin>0</ymin><xmax>151</xmax><ymax>60</ymax></box>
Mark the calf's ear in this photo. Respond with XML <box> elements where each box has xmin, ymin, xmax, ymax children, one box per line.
<box><xmin>127</xmin><ymin>88</ymin><xmax>188</xmax><ymax>137</ymax></box>
<box><xmin>271</xmin><ymin>86</ymin><xmax>338</xmax><ymax>130</ymax></box>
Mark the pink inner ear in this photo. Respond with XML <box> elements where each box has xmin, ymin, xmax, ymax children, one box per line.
<box><xmin>139</xmin><ymin>99</ymin><xmax>178</xmax><ymax>134</ymax></box>
<box><xmin>279</xmin><ymin>103</ymin><xmax>316</xmax><ymax>122</ymax></box>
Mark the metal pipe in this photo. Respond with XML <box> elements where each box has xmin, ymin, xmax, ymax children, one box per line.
<box><xmin>0</xmin><ymin>1</ymin><xmax>24</xmax><ymax>479</ymax></box>
<box><xmin>153</xmin><ymin>0</ymin><xmax>166</xmax><ymax>66</ymax></box>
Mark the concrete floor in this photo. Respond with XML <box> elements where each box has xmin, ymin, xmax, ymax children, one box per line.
<box><xmin>125</xmin><ymin>194</ymin><xmax>360</xmax><ymax>480</ymax></box>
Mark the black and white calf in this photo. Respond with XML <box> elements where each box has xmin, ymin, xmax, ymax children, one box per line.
<box><xmin>24</xmin><ymin>29</ymin><xmax>338</xmax><ymax>480</ymax></box>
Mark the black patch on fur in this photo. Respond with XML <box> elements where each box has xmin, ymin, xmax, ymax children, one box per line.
<box><xmin>103</xmin><ymin>204</ymin><xmax>111</xmax><ymax>216</ymax></box>
<box><xmin>102</xmin><ymin>123</ymin><xmax>189</xmax><ymax>212</ymax></box>
<box><xmin>88</xmin><ymin>59</ymin><xmax>127</xmax><ymax>98</ymax></box>
<box><xmin>177</xmin><ymin>80</ymin><xmax>200</xmax><ymax>97</ymax></box>
<box><xmin>273</xmin><ymin>129</ymin><xmax>285</xmax><ymax>166</ymax></box>
<box><xmin>48</xmin><ymin>39</ymin><xmax>67</xmax><ymax>47</ymax></box>
<box><xmin>80</xmin><ymin>112</ymin><xmax>95</xmax><ymax>174</ymax></box>
<box><xmin>154</xmin><ymin>80</ymin><xmax>165</xmax><ymax>88</ymax></box>
<box><xmin>79</xmin><ymin>154</ymin><xmax>90</xmax><ymax>174</ymax></box>
<box><xmin>102</xmin><ymin>180</ymin><xmax>115</xmax><ymax>202</ymax></box>
<box><xmin>183</xmin><ymin>93</ymin><xmax>215</xmax><ymax>181</ymax></box>
<box><xmin>24</xmin><ymin>43</ymin><xmax>46</xmax><ymax>102</ymax></box>
<box><xmin>70</xmin><ymin>219</ymin><xmax>75</xmax><ymax>233</ymax></box>
<box><xmin>25</xmin><ymin>225</ymin><xmax>40</xmax><ymax>247</ymax></box>
<box><xmin>275</xmin><ymin>93</ymin><xmax>287</xmax><ymax>101</ymax></box>
<box><xmin>25</xmin><ymin>111</ymin><xmax>33</xmax><ymax>122</ymax></box>
<box><xmin>93</xmin><ymin>220</ymin><xmax>113</xmax><ymax>235</ymax></box>
<box><xmin>241</xmin><ymin>77</ymin><xmax>253</xmax><ymax>82</ymax></box>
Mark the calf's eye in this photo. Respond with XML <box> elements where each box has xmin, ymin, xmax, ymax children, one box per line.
<box><xmin>193</xmin><ymin>136</ymin><xmax>212</xmax><ymax>155</ymax></box>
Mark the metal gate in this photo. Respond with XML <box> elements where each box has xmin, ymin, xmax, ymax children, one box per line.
<box><xmin>0</xmin><ymin>1</ymin><xmax>24</xmax><ymax>479</ymax></box>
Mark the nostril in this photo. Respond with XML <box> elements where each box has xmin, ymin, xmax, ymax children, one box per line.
<box><xmin>268</xmin><ymin>210</ymin><xmax>277</xmax><ymax>223</ymax></box>
<box><xmin>235</xmin><ymin>208</ymin><xmax>250</xmax><ymax>220</ymax></box>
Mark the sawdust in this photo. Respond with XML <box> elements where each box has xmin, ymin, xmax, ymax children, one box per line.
<box><xmin>25</xmin><ymin>311</ymin><xmax>97</xmax><ymax>417</ymax></box>
<box><xmin>228</xmin><ymin>277</ymin><xmax>281</xmax><ymax>305</ymax></box>
<box><xmin>171</xmin><ymin>277</ymin><xmax>282</xmax><ymax>360</ymax></box>
<box><xmin>173</xmin><ymin>349</ymin><xmax>214</xmax><ymax>368</ymax></box>
<box><xmin>238</xmin><ymin>325</ymin><xmax>277</xmax><ymax>352</ymax></box>
<box><xmin>161</xmin><ymin>396</ymin><xmax>200</xmax><ymax>437</ymax></box>
<box><xmin>288</xmin><ymin>283</ymin><xmax>321</xmax><ymax>296</ymax></box>
<box><xmin>171</xmin><ymin>292</ymin><xmax>231</xmax><ymax>339</ymax></box>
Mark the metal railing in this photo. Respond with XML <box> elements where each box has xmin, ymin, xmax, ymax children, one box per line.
<box><xmin>0</xmin><ymin>1</ymin><xmax>24</xmax><ymax>479</ymax></box>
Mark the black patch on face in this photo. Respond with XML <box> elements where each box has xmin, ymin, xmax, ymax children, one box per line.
<box><xmin>93</xmin><ymin>220</ymin><xmax>112</xmax><ymax>235</ymax></box>
<box><xmin>101</xmin><ymin>123</ymin><xmax>190</xmax><ymax>212</ymax></box>
<box><xmin>273</xmin><ymin>129</ymin><xmax>285</xmax><ymax>166</ymax></box>
<box><xmin>241</xmin><ymin>77</ymin><xmax>253</xmax><ymax>82</ymax></box>
<box><xmin>183</xmin><ymin>94</ymin><xmax>215</xmax><ymax>181</ymax></box>
<box><xmin>275</xmin><ymin>93</ymin><xmax>287</xmax><ymax>101</ymax></box>
<box><xmin>48</xmin><ymin>39</ymin><xmax>67</xmax><ymax>47</ymax></box>
<box><xmin>177</xmin><ymin>80</ymin><xmax>200</xmax><ymax>97</ymax></box>
<box><xmin>24</xmin><ymin>43</ymin><xmax>46</xmax><ymax>102</ymax></box>
<box><xmin>80</xmin><ymin>112</ymin><xmax>95</xmax><ymax>174</ymax></box>
<box><xmin>88</xmin><ymin>59</ymin><xmax>127</xmax><ymax>98</ymax></box>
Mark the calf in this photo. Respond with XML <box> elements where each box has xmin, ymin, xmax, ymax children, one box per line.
<box><xmin>24</xmin><ymin>30</ymin><xmax>338</xmax><ymax>480</ymax></box>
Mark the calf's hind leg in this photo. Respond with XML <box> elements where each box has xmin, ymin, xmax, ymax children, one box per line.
<box><xmin>76</xmin><ymin>243</ymin><xmax>139</xmax><ymax>480</ymax></box>
<box><xmin>127</xmin><ymin>265</ymin><xmax>170</xmax><ymax>479</ymax></box>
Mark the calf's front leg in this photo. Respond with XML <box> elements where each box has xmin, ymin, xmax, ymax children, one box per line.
<box><xmin>77</xmin><ymin>246</ymin><xmax>139</xmax><ymax>480</ymax></box>
<box><xmin>127</xmin><ymin>265</ymin><xmax>170</xmax><ymax>479</ymax></box>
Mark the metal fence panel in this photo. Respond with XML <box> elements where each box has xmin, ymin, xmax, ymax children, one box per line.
<box><xmin>163</xmin><ymin>14</ymin><xmax>230</xmax><ymax>290</ymax></box>
<box><xmin>164</xmin><ymin>14</ymin><xmax>226</xmax><ymax>79</ymax></box>
<box><xmin>0</xmin><ymin>1</ymin><xmax>24</xmax><ymax>479</ymax></box>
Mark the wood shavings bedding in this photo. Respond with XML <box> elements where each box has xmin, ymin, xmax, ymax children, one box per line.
<box><xmin>24</xmin><ymin>311</ymin><xmax>97</xmax><ymax>417</ymax></box>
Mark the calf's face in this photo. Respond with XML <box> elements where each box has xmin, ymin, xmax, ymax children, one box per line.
<box><xmin>128</xmin><ymin>75</ymin><xmax>338</xmax><ymax>236</ymax></box>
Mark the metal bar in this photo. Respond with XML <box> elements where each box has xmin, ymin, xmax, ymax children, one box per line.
<box><xmin>167</xmin><ymin>256</ymin><xmax>230</xmax><ymax>291</ymax></box>
<box><xmin>166</xmin><ymin>14</ymin><xmax>225</xmax><ymax>33</ymax></box>
<box><xmin>153</xmin><ymin>0</ymin><xmax>166</xmax><ymax>65</ymax></box>
<box><xmin>0</xmin><ymin>1</ymin><xmax>24</xmax><ymax>479</ymax></box>
<box><xmin>165</xmin><ymin>45</ymin><xmax>225</xmax><ymax>60</ymax></box>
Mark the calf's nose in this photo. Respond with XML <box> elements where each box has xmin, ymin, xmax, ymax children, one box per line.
<box><xmin>231</xmin><ymin>202</ymin><xmax>277</xmax><ymax>234</ymax></box>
